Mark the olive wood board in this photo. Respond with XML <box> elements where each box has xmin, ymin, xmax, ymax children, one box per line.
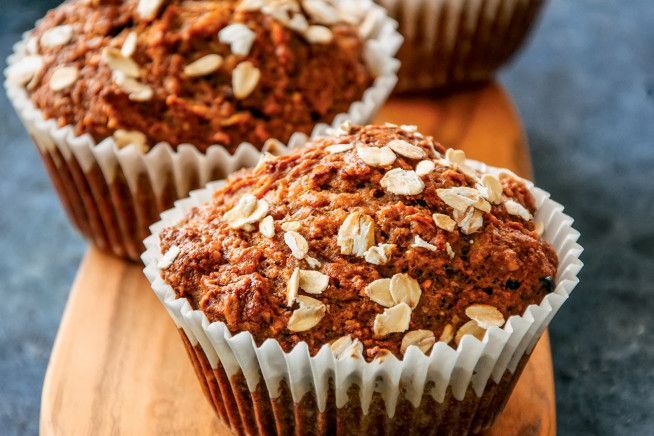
<box><xmin>40</xmin><ymin>82</ymin><xmax>555</xmax><ymax>436</ymax></box>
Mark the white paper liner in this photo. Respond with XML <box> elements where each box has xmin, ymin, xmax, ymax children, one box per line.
<box><xmin>377</xmin><ymin>0</ymin><xmax>545</xmax><ymax>92</ymax></box>
<box><xmin>4</xmin><ymin>1</ymin><xmax>401</xmax><ymax>254</ymax></box>
<box><xmin>142</xmin><ymin>159</ymin><xmax>583</xmax><ymax>417</ymax></box>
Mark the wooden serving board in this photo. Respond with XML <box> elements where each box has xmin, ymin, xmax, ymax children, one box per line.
<box><xmin>40</xmin><ymin>83</ymin><xmax>555</xmax><ymax>436</ymax></box>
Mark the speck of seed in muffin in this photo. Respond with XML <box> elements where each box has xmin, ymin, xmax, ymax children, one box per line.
<box><xmin>304</xmin><ymin>25</ymin><xmax>333</xmax><ymax>44</ymax></box>
<box><xmin>40</xmin><ymin>24</ymin><xmax>73</xmax><ymax>49</ymax></box>
<box><xmin>412</xmin><ymin>235</ymin><xmax>437</xmax><ymax>251</ymax></box>
<box><xmin>380</xmin><ymin>168</ymin><xmax>425</xmax><ymax>195</ymax></box>
<box><xmin>184</xmin><ymin>54</ymin><xmax>223</xmax><ymax>77</ymax></box>
<box><xmin>364</xmin><ymin>278</ymin><xmax>393</xmax><ymax>307</ymax></box>
<box><xmin>259</xmin><ymin>215</ymin><xmax>275</xmax><ymax>238</ymax></box>
<box><xmin>504</xmin><ymin>199</ymin><xmax>533</xmax><ymax>221</ymax></box>
<box><xmin>113</xmin><ymin>129</ymin><xmax>147</xmax><ymax>152</ymax></box>
<box><xmin>121</xmin><ymin>31</ymin><xmax>138</xmax><ymax>57</ymax></box>
<box><xmin>158</xmin><ymin>245</ymin><xmax>180</xmax><ymax>269</ymax></box>
<box><xmin>356</xmin><ymin>145</ymin><xmax>396</xmax><ymax>167</ymax></box>
<box><xmin>446</xmin><ymin>242</ymin><xmax>455</xmax><ymax>259</ymax></box>
<box><xmin>387</xmin><ymin>139</ymin><xmax>426</xmax><ymax>160</ymax></box>
<box><xmin>439</xmin><ymin>323</ymin><xmax>454</xmax><ymax>344</ymax></box>
<box><xmin>337</xmin><ymin>211</ymin><xmax>375</xmax><ymax>257</ymax></box>
<box><xmin>49</xmin><ymin>65</ymin><xmax>78</xmax><ymax>91</ymax></box>
<box><xmin>325</xmin><ymin>143</ymin><xmax>353</xmax><ymax>154</ymax></box>
<box><xmin>303</xmin><ymin>0</ymin><xmax>341</xmax><ymax>25</ymax></box>
<box><xmin>455</xmin><ymin>319</ymin><xmax>486</xmax><ymax>345</ymax></box>
<box><xmin>112</xmin><ymin>71</ymin><xmax>153</xmax><ymax>101</ymax></box>
<box><xmin>287</xmin><ymin>295</ymin><xmax>326</xmax><ymax>332</ymax></box>
<box><xmin>299</xmin><ymin>269</ymin><xmax>329</xmax><ymax>294</ymax></box>
<box><xmin>137</xmin><ymin>0</ymin><xmax>164</xmax><ymax>20</ymax></box>
<box><xmin>389</xmin><ymin>273</ymin><xmax>421</xmax><ymax>309</ymax></box>
<box><xmin>363</xmin><ymin>243</ymin><xmax>393</xmax><ymax>265</ymax></box>
<box><xmin>103</xmin><ymin>47</ymin><xmax>140</xmax><ymax>78</ymax></box>
<box><xmin>433</xmin><ymin>213</ymin><xmax>456</xmax><ymax>232</ymax></box>
<box><xmin>280</xmin><ymin>221</ymin><xmax>301</xmax><ymax>232</ymax></box>
<box><xmin>415</xmin><ymin>160</ymin><xmax>435</xmax><ymax>176</ymax></box>
<box><xmin>331</xmin><ymin>335</ymin><xmax>363</xmax><ymax>359</ymax></box>
<box><xmin>401</xmin><ymin>329</ymin><xmax>436</xmax><ymax>355</ymax></box>
<box><xmin>7</xmin><ymin>55</ymin><xmax>43</xmax><ymax>85</ymax></box>
<box><xmin>465</xmin><ymin>304</ymin><xmax>505</xmax><ymax>329</ymax></box>
<box><xmin>286</xmin><ymin>267</ymin><xmax>300</xmax><ymax>306</ymax></box>
<box><xmin>232</xmin><ymin>61</ymin><xmax>260</xmax><ymax>99</ymax></box>
<box><xmin>219</xmin><ymin>23</ymin><xmax>256</xmax><ymax>56</ymax></box>
<box><xmin>284</xmin><ymin>230</ymin><xmax>309</xmax><ymax>259</ymax></box>
<box><xmin>481</xmin><ymin>174</ymin><xmax>503</xmax><ymax>204</ymax></box>
<box><xmin>373</xmin><ymin>302</ymin><xmax>411</xmax><ymax>337</ymax></box>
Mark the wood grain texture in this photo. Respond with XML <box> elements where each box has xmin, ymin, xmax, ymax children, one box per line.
<box><xmin>40</xmin><ymin>82</ymin><xmax>555</xmax><ymax>436</ymax></box>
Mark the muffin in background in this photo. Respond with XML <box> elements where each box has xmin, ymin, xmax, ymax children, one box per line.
<box><xmin>5</xmin><ymin>0</ymin><xmax>400</xmax><ymax>260</ymax></box>
<box><xmin>143</xmin><ymin>123</ymin><xmax>582</xmax><ymax>435</ymax></box>
<box><xmin>377</xmin><ymin>0</ymin><xmax>546</xmax><ymax>92</ymax></box>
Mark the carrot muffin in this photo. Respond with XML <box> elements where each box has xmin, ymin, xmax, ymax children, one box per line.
<box><xmin>6</xmin><ymin>0</ymin><xmax>399</xmax><ymax>260</ymax></box>
<box><xmin>149</xmin><ymin>123</ymin><xmax>567</xmax><ymax>434</ymax></box>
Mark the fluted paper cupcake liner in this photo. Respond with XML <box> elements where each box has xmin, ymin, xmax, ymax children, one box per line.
<box><xmin>5</xmin><ymin>3</ymin><xmax>401</xmax><ymax>261</ymax></box>
<box><xmin>142</xmin><ymin>160</ymin><xmax>582</xmax><ymax>435</ymax></box>
<box><xmin>377</xmin><ymin>0</ymin><xmax>546</xmax><ymax>92</ymax></box>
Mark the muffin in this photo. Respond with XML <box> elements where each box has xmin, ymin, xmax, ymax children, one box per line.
<box><xmin>5</xmin><ymin>0</ymin><xmax>400</xmax><ymax>260</ymax></box>
<box><xmin>377</xmin><ymin>0</ymin><xmax>546</xmax><ymax>92</ymax></box>
<box><xmin>143</xmin><ymin>123</ymin><xmax>582</xmax><ymax>435</ymax></box>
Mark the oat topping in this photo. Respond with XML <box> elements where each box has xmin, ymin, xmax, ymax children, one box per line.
<box><xmin>356</xmin><ymin>145</ymin><xmax>396</xmax><ymax>166</ymax></box>
<box><xmin>280</xmin><ymin>221</ymin><xmax>301</xmax><ymax>231</ymax></box>
<box><xmin>7</xmin><ymin>55</ymin><xmax>44</xmax><ymax>85</ymax></box>
<box><xmin>445</xmin><ymin>242</ymin><xmax>455</xmax><ymax>259</ymax></box>
<box><xmin>137</xmin><ymin>0</ymin><xmax>164</xmax><ymax>20</ymax></box>
<box><xmin>436</xmin><ymin>187</ymin><xmax>481</xmax><ymax>213</ymax></box>
<box><xmin>433</xmin><ymin>213</ymin><xmax>456</xmax><ymax>232</ymax></box>
<box><xmin>157</xmin><ymin>245</ymin><xmax>180</xmax><ymax>269</ymax></box>
<box><xmin>224</xmin><ymin>194</ymin><xmax>269</xmax><ymax>229</ymax></box>
<box><xmin>465</xmin><ymin>304</ymin><xmax>505</xmax><ymax>329</ymax></box>
<box><xmin>298</xmin><ymin>270</ymin><xmax>329</xmax><ymax>294</ymax></box>
<box><xmin>364</xmin><ymin>278</ymin><xmax>394</xmax><ymax>307</ymax></box>
<box><xmin>400</xmin><ymin>330</ymin><xmax>436</xmax><ymax>355</ymax></box>
<box><xmin>286</xmin><ymin>267</ymin><xmax>300</xmax><ymax>306</ymax></box>
<box><xmin>373</xmin><ymin>303</ymin><xmax>411</xmax><ymax>337</ymax></box>
<box><xmin>284</xmin><ymin>230</ymin><xmax>309</xmax><ymax>259</ymax></box>
<box><xmin>455</xmin><ymin>320</ymin><xmax>486</xmax><ymax>345</ymax></box>
<box><xmin>184</xmin><ymin>54</ymin><xmax>223</xmax><ymax>77</ymax></box>
<box><xmin>415</xmin><ymin>159</ymin><xmax>436</xmax><ymax>176</ymax></box>
<box><xmin>412</xmin><ymin>235</ymin><xmax>437</xmax><ymax>251</ymax></box>
<box><xmin>331</xmin><ymin>335</ymin><xmax>363</xmax><ymax>358</ymax></box>
<box><xmin>481</xmin><ymin>174</ymin><xmax>503</xmax><ymax>204</ymax></box>
<box><xmin>120</xmin><ymin>31</ymin><xmax>138</xmax><ymax>58</ymax></box>
<box><xmin>504</xmin><ymin>199</ymin><xmax>533</xmax><ymax>221</ymax></box>
<box><xmin>363</xmin><ymin>243</ymin><xmax>393</xmax><ymax>265</ymax></box>
<box><xmin>232</xmin><ymin>61</ymin><xmax>260</xmax><ymax>99</ymax></box>
<box><xmin>305</xmin><ymin>256</ymin><xmax>322</xmax><ymax>268</ymax></box>
<box><xmin>304</xmin><ymin>25</ymin><xmax>333</xmax><ymax>44</ymax></box>
<box><xmin>218</xmin><ymin>23</ymin><xmax>256</xmax><ymax>56</ymax></box>
<box><xmin>303</xmin><ymin>0</ymin><xmax>341</xmax><ymax>25</ymax></box>
<box><xmin>259</xmin><ymin>215</ymin><xmax>275</xmax><ymax>237</ymax></box>
<box><xmin>112</xmin><ymin>72</ymin><xmax>153</xmax><ymax>102</ymax></box>
<box><xmin>457</xmin><ymin>208</ymin><xmax>484</xmax><ymax>235</ymax></box>
<box><xmin>337</xmin><ymin>211</ymin><xmax>375</xmax><ymax>257</ymax></box>
<box><xmin>387</xmin><ymin>139</ymin><xmax>426</xmax><ymax>159</ymax></box>
<box><xmin>325</xmin><ymin>143</ymin><xmax>353</xmax><ymax>154</ymax></box>
<box><xmin>380</xmin><ymin>168</ymin><xmax>425</xmax><ymax>195</ymax></box>
<box><xmin>113</xmin><ymin>129</ymin><xmax>148</xmax><ymax>151</ymax></box>
<box><xmin>102</xmin><ymin>47</ymin><xmax>140</xmax><ymax>78</ymax></box>
<box><xmin>49</xmin><ymin>66</ymin><xmax>78</xmax><ymax>91</ymax></box>
<box><xmin>287</xmin><ymin>295</ymin><xmax>327</xmax><ymax>332</ymax></box>
<box><xmin>439</xmin><ymin>324</ymin><xmax>454</xmax><ymax>344</ymax></box>
<box><xmin>389</xmin><ymin>273</ymin><xmax>421</xmax><ymax>309</ymax></box>
<box><xmin>40</xmin><ymin>25</ymin><xmax>73</xmax><ymax>49</ymax></box>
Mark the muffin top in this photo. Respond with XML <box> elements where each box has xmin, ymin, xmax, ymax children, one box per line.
<box><xmin>158</xmin><ymin>124</ymin><xmax>558</xmax><ymax>360</ymax></box>
<box><xmin>10</xmin><ymin>0</ymin><xmax>376</xmax><ymax>152</ymax></box>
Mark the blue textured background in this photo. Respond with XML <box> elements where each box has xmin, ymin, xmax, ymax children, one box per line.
<box><xmin>0</xmin><ymin>1</ymin><xmax>652</xmax><ymax>434</ymax></box>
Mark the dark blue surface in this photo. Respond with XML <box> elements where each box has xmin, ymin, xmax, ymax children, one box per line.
<box><xmin>0</xmin><ymin>1</ymin><xmax>652</xmax><ymax>435</ymax></box>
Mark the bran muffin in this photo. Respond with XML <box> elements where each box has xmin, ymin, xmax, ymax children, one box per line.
<box><xmin>6</xmin><ymin>0</ymin><xmax>400</xmax><ymax>260</ymax></box>
<box><xmin>145</xmin><ymin>124</ymin><xmax>576</xmax><ymax>435</ymax></box>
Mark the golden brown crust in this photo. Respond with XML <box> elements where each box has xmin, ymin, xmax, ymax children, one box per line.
<box><xmin>159</xmin><ymin>124</ymin><xmax>558</xmax><ymax>359</ymax></box>
<box><xmin>25</xmin><ymin>0</ymin><xmax>373</xmax><ymax>152</ymax></box>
